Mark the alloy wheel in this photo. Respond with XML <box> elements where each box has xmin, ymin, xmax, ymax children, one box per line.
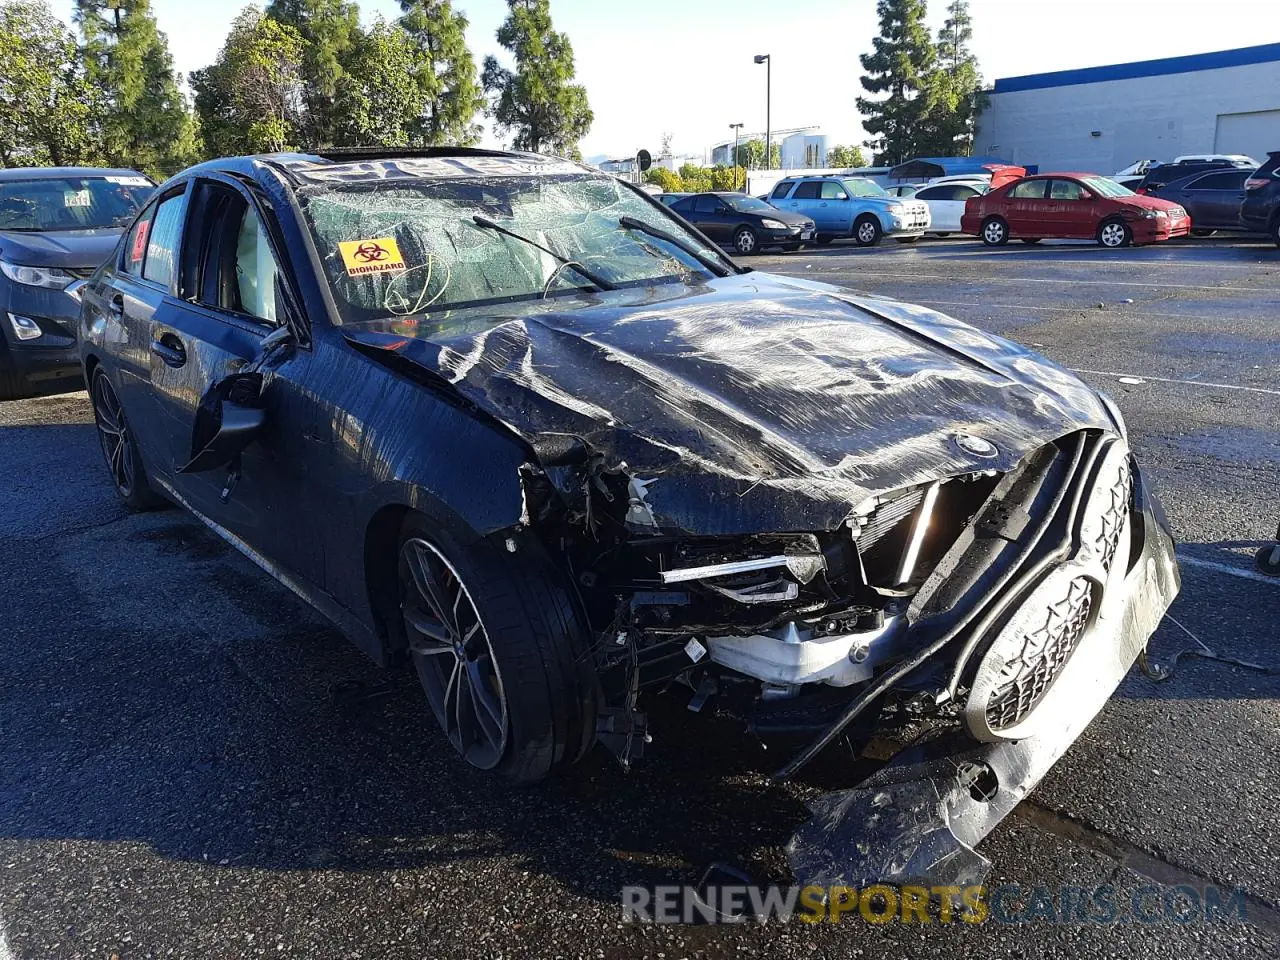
<box><xmin>983</xmin><ymin>220</ymin><xmax>1006</xmax><ymax>244</ymax></box>
<box><xmin>400</xmin><ymin>537</ymin><xmax>509</xmax><ymax>769</ymax></box>
<box><xmin>1100</xmin><ymin>222</ymin><xmax>1127</xmax><ymax>247</ymax></box>
<box><xmin>735</xmin><ymin>229</ymin><xmax>756</xmax><ymax>254</ymax></box>
<box><xmin>92</xmin><ymin>372</ymin><xmax>135</xmax><ymax>497</ymax></box>
<box><xmin>857</xmin><ymin>221</ymin><xmax>877</xmax><ymax>243</ymax></box>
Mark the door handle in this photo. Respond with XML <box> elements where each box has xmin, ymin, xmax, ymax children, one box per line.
<box><xmin>109</xmin><ymin>293</ymin><xmax>124</xmax><ymax>317</ymax></box>
<box><xmin>151</xmin><ymin>333</ymin><xmax>187</xmax><ymax>368</ymax></box>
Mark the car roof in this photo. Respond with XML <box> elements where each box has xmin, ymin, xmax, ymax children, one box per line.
<box><xmin>0</xmin><ymin>166</ymin><xmax>149</xmax><ymax>181</ymax></box>
<box><xmin>172</xmin><ymin>147</ymin><xmax>589</xmax><ymax>190</ymax></box>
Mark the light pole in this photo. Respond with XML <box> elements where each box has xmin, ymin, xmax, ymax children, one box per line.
<box><xmin>754</xmin><ymin>54</ymin><xmax>771</xmax><ymax>169</ymax></box>
<box><xmin>729</xmin><ymin>122</ymin><xmax>744</xmax><ymax>192</ymax></box>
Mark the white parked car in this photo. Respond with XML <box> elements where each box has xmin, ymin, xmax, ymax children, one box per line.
<box><xmin>1173</xmin><ymin>153</ymin><xmax>1258</xmax><ymax>167</ymax></box>
<box><xmin>911</xmin><ymin>181</ymin><xmax>988</xmax><ymax>235</ymax></box>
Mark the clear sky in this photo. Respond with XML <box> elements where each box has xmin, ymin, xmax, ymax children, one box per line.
<box><xmin>48</xmin><ymin>0</ymin><xmax>1280</xmax><ymax>160</ymax></box>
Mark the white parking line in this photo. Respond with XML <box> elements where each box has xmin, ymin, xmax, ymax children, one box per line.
<box><xmin>1069</xmin><ymin>368</ymin><xmax>1280</xmax><ymax>397</ymax></box>
<box><xmin>804</xmin><ymin>270</ymin><xmax>1259</xmax><ymax>292</ymax></box>
<box><xmin>1178</xmin><ymin>554</ymin><xmax>1280</xmax><ymax>587</ymax></box>
<box><xmin>0</xmin><ymin>911</ymin><xmax>14</xmax><ymax>960</ymax></box>
<box><xmin>905</xmin><ymin>298</ymin><xmax>1274</xmax><ymax>322</ymax></box>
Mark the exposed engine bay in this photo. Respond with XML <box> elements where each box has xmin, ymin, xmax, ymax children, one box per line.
<box><xmin>514</xmin><ymin>423</ymin><xmax>1177</xmax><ymax>885</ymax></box>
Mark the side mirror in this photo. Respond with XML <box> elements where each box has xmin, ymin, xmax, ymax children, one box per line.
<box><xmin>179</xmin><ymin>371</ymin><xmax>266</xmax><ymax>474</ymax></box>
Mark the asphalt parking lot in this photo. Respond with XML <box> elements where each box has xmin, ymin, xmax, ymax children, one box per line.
<box><xmin>1</xmin><ymin>235</ymin><xmax>1278</xmax><ymax>958</ymax></box>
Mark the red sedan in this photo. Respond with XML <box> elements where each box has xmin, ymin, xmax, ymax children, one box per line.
<box><xmin>961</xmin><ymin>173</ymin><xmax>1191</xmax><ymax>247</ymax></box>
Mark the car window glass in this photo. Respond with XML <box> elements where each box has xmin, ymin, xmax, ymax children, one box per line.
<box><xmin>692</xmin><ymin>195</ymin><xmax>717</xmax><ymax>214</ymax></box>
<box><xmin>953</xmin><ymin>185</ymin><xmax>981</xmax><ymax>199</ymax></box>
<box><xmin>819</xmin><ymin>182</ymin><xmax>847</xmax><ymax>200</ymax></box>
<box><xmin>670</xmin><ymin>198</ymin><xmax>692</xmax><ymax>213</ymax></box>
<box><xmin>233</xmin><ymin>208</ymin><xmax>282</xmax><ymax>324</ymax></box>
<box><xmin>915</xmin><ymin>186</ymin><xmax>942</xmax><ymax>200</ymax></box>
<box><xmin>1008</xmin><ymin>180</ymin><xmax>1047</xmax><ymax>199</ymax></box>
<box><xmin>770</xmin><ymin>182</ymin><xmax>793</xmax><ymax>199</ymax></box>
<box><xmin>142</xmin><ymin>190</ymin><xmax>186</xmax><ymax>286</ymax></box>
<box><xmin>122</xmin><ymin>204</ymin><xmax>156</xmax><ymax>275</ymax></box>
<box><xmin>1049</xmin><ymin>179</ymin><xmax>1086</xmax><ymax>200</ymax></box>
<box><xmin>1189</xmin><ymin>172</ymin><xmax>1246</xmax><ymax>190</ymax></box>
<box><xmin>792</xmin><ymin>182</ymin><xmax>822</xmax><ymax>200</ymax></box>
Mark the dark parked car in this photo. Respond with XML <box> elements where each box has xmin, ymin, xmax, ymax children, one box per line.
<box><xmin>81</xmin><ymin>148</ymin><xmax>1179</xmax><ymax>888</ymax></box>
<box><xmin>668</xmin><ymin>191</ymin><xmax>814</xmax><ymax>254</ymax></box>
<box><xmin>1133</xmin><ymin>158</ymin><xmax>1251</xmax><ymax>194</ymax></box>
<box><xmin>656</xmin><ymin>192</ymin><xmax>692</xmax><ymax>207</ymax></box>
<box><xmin>1143</xmin><ymin>167</ymin><xmax>1254</xmax><ymax>236</ymax></box>
<box><xmin>0</xmin><ymin>167</ymin><xmax>152</xmax><ymax>400</ymax></box>
<box><xmin>1241</xmin><ymin>150</ymin><xmax>1280</xmax><ymax>246</ymax></box>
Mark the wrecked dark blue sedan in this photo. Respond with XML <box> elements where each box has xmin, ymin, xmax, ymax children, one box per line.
<box><xmin>78</xmin><ymin>149</ymin><xmax>1179</xmax><ymax>887</ymax></box>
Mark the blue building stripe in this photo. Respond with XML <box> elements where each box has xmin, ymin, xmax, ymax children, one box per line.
<box><xmin>993</xmin><ymin>42</ymin><xmax>1280</xmax><ymax>94</ymax></box>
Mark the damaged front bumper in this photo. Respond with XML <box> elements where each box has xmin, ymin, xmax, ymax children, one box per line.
<box><xmin>786</xmin><ymin>463</ymin><xmax>1180</xmax><ymax>888</ymax></box>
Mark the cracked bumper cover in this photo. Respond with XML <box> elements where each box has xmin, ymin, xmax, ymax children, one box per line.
<box><xmin>786</xmin><ymin>463</ymin><xmax>1180</xmax><ymax>888</ymax></box>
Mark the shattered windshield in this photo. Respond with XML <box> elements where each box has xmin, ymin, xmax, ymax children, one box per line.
<box><xmin>297</xmin><ymin>173</ymin><xmax>732</xmax><ymax>324</ymax></box>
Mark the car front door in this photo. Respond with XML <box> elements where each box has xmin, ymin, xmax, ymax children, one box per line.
<box><xmin>816</xmin><ymin>180</ymin><xmax>852</xmax><ymax>232</ymax></box>
<box><xmin>1182</xmin><ymin>170</ymin><xmax>1249</xmax><ymax>228</ymax></box>
<box><xmin>685</xmin><ymin>195</ymin><xmax>726</xmax><ymax>241</ymax></box>
<box><xmin>1046</xmin><ymin>178</ymin><xmax>1100</xmax><ymax>238</ymax></box>
<box><xmin>142</xmin><ymin>176</ymin><xmax>322</xmax><ymax>585</ymax></box>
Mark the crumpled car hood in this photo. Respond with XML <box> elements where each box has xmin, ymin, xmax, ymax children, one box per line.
<box><xmin>344</xmin><ymin>274</ymin><xmax>1112</xmax><ymax>535</ymax></box>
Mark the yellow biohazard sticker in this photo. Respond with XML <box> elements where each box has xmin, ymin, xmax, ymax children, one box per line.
<box><xmin>339</xmin><ymin>237</ymin><xmax>406</xmax><ymax>276</ymax></box>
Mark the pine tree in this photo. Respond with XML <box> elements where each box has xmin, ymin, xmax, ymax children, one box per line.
<box><xmin>74</xmin><ymin>0</ymin><xmax>197</xmax><ymax>176</ymax></box>
<box><xmin>330</xmin><ymin>18</ymin><xmax>425</xmax><ymax>146</ymax></box>
<box><xmin>855</xmin><ymin>0</ymin><xmax>936</xmax><ymax>166</ymax></box>
<box><xmin>190</xmin><ymin>7</ymin><xmax>305</xmax><ymax>155</ymax></box>
<box><xmin>922</xmin><ymin>0</ymin><xmax>986</xmax><ymax>155</ymax></box>
<box><xmin>265</xmin><ymin>0</ymin><xmax>361</xmax><ymax>148</ymax></box>
<box><xmin>481</xmin><ymin>0</ymin><xmax>591</xmax><ymax>156</ymax></box>
<box><xmin>398</xmin><ymin>0</ymin><xmax>485</xmax><ymax>145</ymax></box>
<box><xmin>0</xmin><ymin>0</ymin><xmax>105</xmax><ymax>167</ymax></box>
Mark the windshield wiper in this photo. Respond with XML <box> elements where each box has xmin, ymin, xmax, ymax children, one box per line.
<box><xmin>617</xmin><ymin>216</ymin><xmax>733</xmax><ymax>277</ymax></box>
<box><xmin>470</xmin><ymin>215</ymin><xmax>617</xmax><ymax>292</ymax></box>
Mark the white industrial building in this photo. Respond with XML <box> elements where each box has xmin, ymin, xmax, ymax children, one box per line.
<box><xmin>976</xmin><ymin>43</ymin><xmax>1280</xmax><ymax>173</ymax></box>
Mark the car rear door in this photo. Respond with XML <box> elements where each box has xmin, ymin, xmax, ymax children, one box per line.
<box><xmin>107</xmin><ymin>183</ymin><xmax>192</xmax><ymax>462</ymax></box>
<box><xmin>1003</xmin><ymin>178</ymin><xmax>1051</xmax><ymax>236</ymax></box>
<box><xmin>1182</xmin><ymin>170</ymin><xmax>1249</xmax><ymax>228</ymax></box>
<box><xmin>915</xmin><ymin>184</ymin><xmax>972</xmax><ymax>232</ymax></box>
<box><xmin>786</xmin><ymin>181</ymin><xmax>824</xmax><ymax>228</ymax></box>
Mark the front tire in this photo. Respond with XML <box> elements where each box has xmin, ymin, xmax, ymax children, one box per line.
<box><xmin>1097</xmin><ymin>219</ymin><xmax>1132</xmax><ymax>248</ymax></box>
<box><xmin>733</xmin><ymin>227</ymin><xmax>759</xmax><ymax>256</ymax></box>
<box><xmin>981</xmin><ymin>216</ymin><xmax>1009</xmax><ymax>246</ymax></box>
<box><xmin>853</xmin><ymin>215</ymin><xmax>882</xmax><ymax>246</ymax></box>
<box><xmin>90</xmin><ymin>367</ymin><xmax>160</xmax><ymax>510</ymax></box>
<box><xmin>397</xmin><ymin>517</ymin><xmax>595</xmax><ymax>782</ymax></box>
